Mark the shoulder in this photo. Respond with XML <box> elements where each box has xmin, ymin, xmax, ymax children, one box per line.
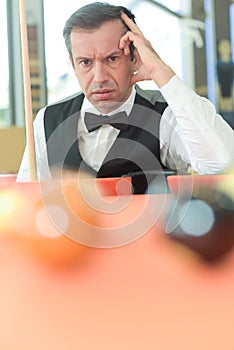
<box><xmin>43</xmin><ymin>92</ymin><xmax>84</xmax><ymax>137</ymax></box>
<box><xmin>46</xmin><ymin>91</ymin><xmax>85</xmax><ymax>112</ymax></box>
<box><xmin>134</xmin><ymin>85</ymin><xmax>168</xmax><ymax>116</ymax></box>
<box><xmin>43</xmin><ymin>91</ymin><xmax>85</xmax><ymax>127</ymax></box>
<box><xmin>135</xmin><ymin>84</ymin><xmax>166</xmax><ymax>105</ymax></box>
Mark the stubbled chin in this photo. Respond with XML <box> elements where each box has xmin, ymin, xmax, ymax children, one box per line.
<box><xmin>92</xmin><ymin>100</ymin><xmax>124</xmax><ymax>114</ymax></box>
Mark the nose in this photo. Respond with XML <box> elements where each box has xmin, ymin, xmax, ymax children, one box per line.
<box><xmin>93</xmin><ymin>61</ymin><xmax>108</xmax><ymax>83</ymax></box>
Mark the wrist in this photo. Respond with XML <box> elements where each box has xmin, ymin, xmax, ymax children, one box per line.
<box><xmin>151</xmin><ymin>64</ymin><xmax>175</xmax><ymax>88</ymax></box>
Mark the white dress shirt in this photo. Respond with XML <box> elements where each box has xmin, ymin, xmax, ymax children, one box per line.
<box><xmin>17</xmin><ymin>76</ymin><xmax>234</xmax><ymax>181</ymax></box>
<box><xmin>78</xmin><ymin>87</ymin><xmax>135</xmax><ymax>172</ymax></box>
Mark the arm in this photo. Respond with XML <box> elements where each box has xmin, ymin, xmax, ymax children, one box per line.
<box><xmin>17</xmin><ymin>108</ymin><xmax>51</xmax><ymax>181</ymax></box>
<box><xmin>120</xmin><ymin>12</ymin><xmax>234</xmax><ymax>174</ymax></box>
<box><xmin>120</xmin><ymin>11</ymin><xmax>175</xmax><ymax>88</ymax></box>
<box><xmin>160</xmin><ymin>76</ymin><xmax>234</xmax><ymax>174</ymax></box>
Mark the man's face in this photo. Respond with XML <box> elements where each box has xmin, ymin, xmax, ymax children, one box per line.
<box><xmin>70</xmin><ymin>20</ymin><xmax>136</xmax><ymax>113</ymax></box>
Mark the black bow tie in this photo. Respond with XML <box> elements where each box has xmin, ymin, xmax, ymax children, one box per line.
<box><xmin>84</xmin><ymin>111</ymin><xmax>128</xmax><ymax>132</ymax></box>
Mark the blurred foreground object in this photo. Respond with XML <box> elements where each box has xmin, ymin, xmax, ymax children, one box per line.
<box><xmin>0</xmin><ymin>173</ymin><xmax>132</xmax><ymax>266</ymax></box>
<box><xmin>0</xmin><ymin>178</ymin><xmax>100</xmax><ymax>267</ymax></box>
<box><xmin>165</xmin><ymin>171</ymin><xmax>234</xmax><ymax>261</ymax></box>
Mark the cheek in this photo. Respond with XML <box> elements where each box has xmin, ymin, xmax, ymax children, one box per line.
<box><xmin>119</xmin><ymin>66</ymin><xmax>133</xmax><ymax>84</ymax></box>
<box><xmin>115</xmin><ymin>64</ymin><xmax>132</xmax><ymax>81</ymax></box>
<box><xmin>75</xmin><ymin>70</ymin><xmax>90</xmax><ymax>90</ymax></box>
<box><xmin>121</xmin><ymin>63</ymin><xmax>135</xmax><ymax>82</ymax></box>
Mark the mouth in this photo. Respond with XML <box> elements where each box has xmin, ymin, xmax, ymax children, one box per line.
<box><xmin>92</xmin><ymin>89</ymin><xmax>114</xmax><ymax>100</ymax></box>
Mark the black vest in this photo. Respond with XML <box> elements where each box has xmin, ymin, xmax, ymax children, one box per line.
<box><xmin>44</xmin><ymin>87</ymin><xmax>168</xmax><ymax>193</ymax></box>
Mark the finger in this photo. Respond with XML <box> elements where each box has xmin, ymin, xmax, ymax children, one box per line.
<box><xmin>121</xmin><ymin>11</ymin><xmax>143</xmax><ymax>35</ymax></box>
<box><xmin>119</xmin><ymin>36</ymin><xmax>131</xmax><ymax>55</ymax></box>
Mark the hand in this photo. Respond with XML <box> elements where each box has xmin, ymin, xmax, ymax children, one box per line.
<box><xmin>119</xmin><ymin>12</ymin><xmax>175</xmax><ymax>87</ymax></box>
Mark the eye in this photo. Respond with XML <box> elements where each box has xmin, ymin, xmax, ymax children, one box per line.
<box><xmin>79</xmin><ymin>59</ymin><xmax>92</xmax><ymax>67</ymax></box>
<box><xmin>107</xmin><ymin>56</ymin><xmax>119</xmax><ymax>64</ymax></box>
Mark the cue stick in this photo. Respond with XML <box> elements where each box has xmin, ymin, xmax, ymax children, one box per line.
<box><xmin>19</xmin><ymin>0</ymin><xmax>38</xmax><ymax>181</ymax></box>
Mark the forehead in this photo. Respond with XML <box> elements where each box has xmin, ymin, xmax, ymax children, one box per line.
<box><xmin>70</xmin><ymin>20</ymin><xmax>125</xmax><ymax>56</ymax></box>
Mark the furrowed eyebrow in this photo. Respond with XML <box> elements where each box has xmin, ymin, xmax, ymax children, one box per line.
<box><xmin>106</xmin><ymin>50</ymin><xmax>123</xmax><ymax>58</ymax></box>
<box><xmin>74</xmin><ymin>56</ymin><xmax>91</xmax><ymax>62</ymax></box>
<box><xmin>74</xmin><ymin>50</ymin><xmax>123</xmax><ymax>63</ymax></box>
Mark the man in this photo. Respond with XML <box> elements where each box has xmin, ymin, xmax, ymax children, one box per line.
<box><xmin>17</xmin><ymin>2</ymin><xmax>234</xmax><ymax>193</ymax></box>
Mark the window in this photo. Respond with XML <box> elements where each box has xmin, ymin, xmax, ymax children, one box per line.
<box><xmin>0</xmin><ymin>0</ymin><xmax>10</xmax><ymax>126</ymax></box>
<box><xmin>0</xmin><ymin>0</ymin><xmax>46</xmax><ymax>127</ymax></box>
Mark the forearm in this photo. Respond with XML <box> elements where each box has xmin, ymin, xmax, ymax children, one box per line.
<box><xmin>150</xmin><ymin>59</ymin><xmax>175</xmax><ymax>88</ymax></box>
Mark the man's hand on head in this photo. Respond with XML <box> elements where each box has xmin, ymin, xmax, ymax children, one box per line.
<box><xmin>119</xmin><ymin>11</ymin><xmax>175</xmax><ymax>87</ymax></box>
